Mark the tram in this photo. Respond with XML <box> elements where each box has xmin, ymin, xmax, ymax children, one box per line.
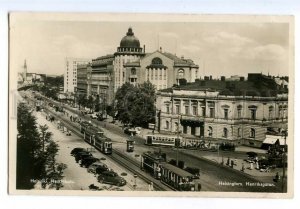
<box><xmin>80</xmin><ymin>121</ymin><xmax>92</xmax><ymax>133</ymax></box>
<box><xmin>82</xmin><ymin>124</ymin><xmax>112</xmax><ymax>155</ymax></box>
<box><xmin>145</xmin><ymin>134</ymin><xmax>204</xmax><ymax>149</ymax></box>
<box><xmin>145</xmin><ymin>134</ymin><xmax>183</xmax><ymax>147</ymax></box>
<box><xmin>141</xmin><ymin>152</ymin><xmax>201</xmax><ymax>191</ymax></box>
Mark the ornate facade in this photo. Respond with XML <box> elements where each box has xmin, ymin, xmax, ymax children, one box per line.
<box><xmin>155</xmin><ymin>77</ymin><xmax>288</xmax><ymax>148</ymax></box>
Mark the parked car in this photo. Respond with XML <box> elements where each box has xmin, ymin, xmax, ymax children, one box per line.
<box><xmin>70</xmin><ymin>147</ymin><xmax>85</xmax><ymax>156</ymax></box>
<box><xmin>75</xmin><ymin>152</ymin><xmax>92</xmax><ymax>163</ymax></box>
<box><xmin>87</xmin><ymin>162</ymin><xmax>108</xmax><ymax>174</ymax></box>
<box><xmin>80</xmin><ymin>157</ymin><xmax>99</xmax><ymax>168</ymax></box>
<box><xmin>94</xmin><ymin>164</ymin><xmax>109</xmax><ymax>175</ymax></box>
<box><xmin>97</xmin><ymin>171</ymin><xmax>127</xmax><ymax>186</ymax></box>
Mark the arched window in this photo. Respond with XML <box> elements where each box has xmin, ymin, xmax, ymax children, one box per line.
<box><xmin>250</xmin><ymin>128</ymin><xmax>255</xmax><ymax>138</ymax></box>
<box><xmin>131</xmin><ymin>68</ymin><xmax>136</xmax><ymax>75</ymax></box>
<box><xmin>208</xmin><ymin>126</ymin><xmax>213</xmax><ymax>137</ymax></box>
<box><xmin>151</xmin><ymin>57</ymin><xmax>163</xmax><ymax>65</ymax></box>
<box><xmin>178</xmin><ymin>69</ymin><xmax>185</xmax><ymax>79</ymax></box>
<box><xmin>223</xmin><ymin>128</ymin><xmax>228</xmax><ymax>138</ymax></box>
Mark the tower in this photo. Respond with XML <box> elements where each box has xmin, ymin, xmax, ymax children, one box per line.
<box><xmin>113</xmin><ymin>27</ymin><xmax>145</xmax><ymax>91</ymax></box>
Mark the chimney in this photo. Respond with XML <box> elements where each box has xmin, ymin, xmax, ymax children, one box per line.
<box><xmin>143</xmin><ymin>45</ymin><xmax>145</xmax><ymax>53</ymax></box>
<box><xmin>210</xmin><ymin>75</ymin><xmax>212</xmax><ymax>80</ymax></box>
<box><xmin>159</xmin><ymin>47</ymin><xmax>162</xmax><ymax>52</ymax></box>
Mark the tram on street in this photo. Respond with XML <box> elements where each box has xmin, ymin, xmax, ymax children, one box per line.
<box><xmin>145</xmin><ymin>134</ymin><xmax>183</xmax><ymax>147</ymax></box>
<box><xmin>82</xmin><ymin>123</ymin><xmax>112</xmax><ymax>155</ymax></box>
<box><xmin>141</xmin><ymin>152</ymin><xmax>201</xmax><ymax>191</ymax></box>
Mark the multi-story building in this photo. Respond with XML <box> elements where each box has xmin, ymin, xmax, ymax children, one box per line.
<box><xmin>64</xmin><ymin>57</ymin><xmax>90</xmax><ymax>93</ymax></box>
<box><xmin>155</xmin><ymin>74</ymin><xmax>288</xmax><ymax>148</ymax></box>
<box><xmin>77</xmin><ymin>27</ymin><xmax>199</xmax><ymax>104</ymax></box>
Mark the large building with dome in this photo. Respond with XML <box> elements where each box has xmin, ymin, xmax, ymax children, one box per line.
<box><xmin>76</xmin><ymin>27</ymin><xmax>199</xmax><ymax>105</ymax></box>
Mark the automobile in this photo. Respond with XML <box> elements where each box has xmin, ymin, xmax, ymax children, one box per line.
<box><xmin>97</xmin><ymin>171</ymin><xmax>127</xmax><ymax>187</ymax></box>
<box><xmin>70</xmin><ymin>147</ymin><xmax>85</xmax><ymax>156</ymax></box>
<box><xmin>75</xmin><ymin>152</ymin><xmax>92</xmax><ymax>163</ymax></box>
<box><xmin>87</xmin><ymin>162</ymin><xmax>108</xmax><ymax>174</ymax></box>
<box><xmin>94</xmin><ymin>164</ymin><xmax>109</xmax><ymax>175</ymax></box>
<box><xmin>80</xmin><ymin>157</ymin><xmax>99</xmax><ymax>168</ymax></box>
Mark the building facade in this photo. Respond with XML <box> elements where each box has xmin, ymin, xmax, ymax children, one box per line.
<box><xmin>77</xmin><ymin>27</ymin><xmax>199</xmax><ymax>104</ymax></box>
<box><xmin>155</xmin><ymin>77</ymin><xmax>288</xmax><ymax>148</ymax></box>
<box><xmin>64</xmin><ymin>57</ymin><xmax>90</xmax><ymax>93</ymax></box>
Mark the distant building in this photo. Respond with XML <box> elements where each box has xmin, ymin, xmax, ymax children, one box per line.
<box><xmin>18</xmin><ymin>60</ymin><xmax>46</xmax><ymax>86</ymax></box>
<box><xmin>64</xmin><ymin>57</ymin><xmax>90</xmax><ymax>93</ymax></box>
<box><xmin>155</xmin><ymin>74</ymin><xmax>288</xmax><ymax>148</ymax></box>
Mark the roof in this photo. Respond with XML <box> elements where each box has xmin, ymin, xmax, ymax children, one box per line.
<box><xmin>160</xmin><ymin>162</ymin><xmax>194</xmax><ymax>177</ymax></box>
<box><xmin>161</xmin><ymin>52</ymin><xmax>198</xmax><ymax>66</ymax></box>
<box><xmin>159</xmin><ymin>79</ymin><xmax>287</xmax><ymax>96</ymax></box>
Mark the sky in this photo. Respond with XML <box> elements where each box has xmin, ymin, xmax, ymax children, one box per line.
<box><xmin>10</xmin><ymin>13</ymin><xmax>291</xmax><ymax>78</ymax></box>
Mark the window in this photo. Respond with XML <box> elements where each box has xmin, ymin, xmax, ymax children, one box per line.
<box><xmin>237</xmin><ymin>109</ymin><xmax>242</xmax><ymax>119</ymax></box>
<box><xmin>209</xmin><ymin>108</ymin><xmax>214</xmax><ymax>118</ymax></box>
<box><xmin>250</xmin><ymin>109</ymin><xmax>256</xmax><ymax>120</ymax></box>
<box><xmin>192</xmin><ymin>106</ymin><xmax>197</xmax><ymax>115</ymax></box>
<box><xmin>250</xmin><ymin>128</ymin><xmax>255</xmax><ymax>138</ymax></box>
<box><xmin>208</xmin><ymin>126</ymin><xmax>213</xmax><ymax>137</ymax></box>
<box><xmin>131</xmin><ymin>68</ymin><xmax>136</xmax><ymax>75</ymax></box>
<box><xmin>183</xmin><ymin>125</ymin><xmax>188</xmax><ymax>134</ymax></box>
<box><xmin>201</xmin><ymin>107</ymin><xmax>206</xmax><ymax>116</ymax></box>
<box><xmin>185</xmin><ymin>106</ymin><xmax>189</xmax><ymax>115</ymax></box>
<box><xmin>269</xmin><ymin>106</ymin><xmax>274</xmax><ymax>119</ymax></box>
<box><xmin>224</xmin><ymin>109</ymin><xmax>229</xmax><ymax>119</ymax></box>
<box><xmin>238</xmin><ymin>128</ymin><xmax>241</xmax><ymax>137</ymax></box>
<box><xmin>165</xmin><ymin>121</ymin><xmax>169</xmax><ymax>130</ymax></box>
<box><xmin>174</xmin><ymin>122</ymin><xmax>179</xmax><ymax>132</ymax></box>
<box><xmin>178</xmin><ymin>69</ymin><xmax>184</xmax><ymax>79</ymax></box>
<box><xmin>223</xmin><ymin>128</ymin><xmax>228</xmax><ymax>138</ymax></box>
<box><xmin>152</xmin><ymin>57</ymin><xmax>163</xmax><ymax>65</ymax></box>
<box><xmin>166</xmin><ymin>105</ymin><xmax>170</xmax><ymax>114</ymax></box>
<box><xmin>175</xmin><ymin>105</ymin><xmax>180</xmax><ymax>114</ymax></box>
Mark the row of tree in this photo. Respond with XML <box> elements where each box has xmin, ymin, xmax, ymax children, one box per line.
<box><xmin>17</xmin><ymin>102</ymin><xmax>66</xmax><ymax>189</ymax></box>
<box><xmin>115</xmin><ymin>81</ymin><xmax>156</xmax><ymax>127</ymax></box>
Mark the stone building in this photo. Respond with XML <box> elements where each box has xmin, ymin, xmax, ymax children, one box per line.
<box><xmin>77</xmin><ymin>27</ymin><xmax>199</xmax><ymax>104</ymax></box>
<box><xmin>155</xmin><ymin>75</ymin><xmax>288</xmax><ymax>148</ymax></box>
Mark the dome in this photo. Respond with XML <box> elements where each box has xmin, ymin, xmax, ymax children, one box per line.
<box><xmin>120</xmin><ymin>28</ymin><xmax>140</xmax><ymax>48</ymax></box>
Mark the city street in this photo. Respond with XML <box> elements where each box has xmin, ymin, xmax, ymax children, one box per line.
<box><xmin>32</xmin><ymin>108</ymin><xmax>149</xmax><ymax>191</ymax></box>
<box><xmin>23</xmin><ymin>90</ymin><xmax>286</xmax><ymax>192</ymax></box>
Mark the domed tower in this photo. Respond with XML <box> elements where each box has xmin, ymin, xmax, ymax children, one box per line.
<box><xmin>114</xmin><ymin>27</ymin><xmax>145</xmax><ymax>91</ymax></box>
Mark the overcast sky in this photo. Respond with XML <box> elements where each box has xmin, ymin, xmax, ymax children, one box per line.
<box><xmin>10</xmin><ymin>14</ymin><xmax>291</xmax><ymax>78</ymax></box>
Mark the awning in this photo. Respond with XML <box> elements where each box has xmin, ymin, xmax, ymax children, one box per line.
<box><xmin>263</xmin><ymin>135</ymin><xmax>288</xmax><ymax>146</ymax></box>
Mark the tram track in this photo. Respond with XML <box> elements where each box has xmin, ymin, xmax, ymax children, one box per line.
<box><xmin>25</xmin><ymin>95</ymin><xmax>172</xmax><ymax>191</ymax></box>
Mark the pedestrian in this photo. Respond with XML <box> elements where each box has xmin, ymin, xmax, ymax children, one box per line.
<box><xmin>231</xmin><ymin>159</ymin><xmax>234</xmax><ymax>168</ymax></box>
<box><xmin>226</xmin><ymin>157</ymin><xmax>230</xmax><ymax>166</ymax></box>
<box><xmin>241</xmin><ymin>163</ymin><xmax>245</xmax><ymax>172</ymax></box>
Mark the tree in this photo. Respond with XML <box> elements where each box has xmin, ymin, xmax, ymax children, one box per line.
<box><xmin>17</xmin><ymin>103</ymin><xmax>66</xmax><ymax>190</ymax></box>
<box><xmin>17</xmin><ymin>103</ymin><xmax>42</xmax><ymax>189</ymax></box>
<box><xmin>115</xmin><ymin>82</ymin><xmax>156</xmax><ymax>127</ymax></box>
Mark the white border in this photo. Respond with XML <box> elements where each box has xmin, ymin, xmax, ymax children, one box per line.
<box><xmin>1</xmin><ymin>1</ymin><xmax>300</xmax><ymax>209</ymax></box>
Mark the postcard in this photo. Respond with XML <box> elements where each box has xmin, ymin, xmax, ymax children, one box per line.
<box><xmin>8</xmin><ymin>13</ymin><xmax>294</xmax><ymax>198</ymax></box>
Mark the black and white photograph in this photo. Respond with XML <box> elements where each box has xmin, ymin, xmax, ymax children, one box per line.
<box><xmin>8</xmin><ymin>13</ymin><xmax>294</xmax><ymax>197</ymax></box>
